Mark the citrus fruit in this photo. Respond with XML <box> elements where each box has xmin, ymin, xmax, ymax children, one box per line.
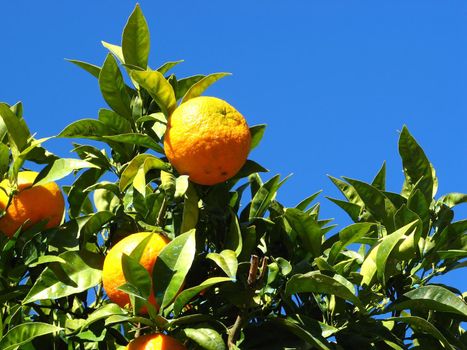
<box><xmin>0</xmin><ymin>171</ymin><xmax>65</xmax><ymax>238</ymax></box>
<box><xmin>102</xmin><ymin>232</ymin><xmax>170</xmax><ymax>311</ymax></box>
<box><xmin>126</xmin><ymin>333</ymin><xmax>186</xmax><ymax>350</ymax></box>
<box><xmin>164</xmin><ymin>96</ymin><xmax>251</xmax><ymax>185</ymax></box>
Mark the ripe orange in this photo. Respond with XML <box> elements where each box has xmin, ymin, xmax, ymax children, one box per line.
<box><xmin>0</xmin><ymin>171</ymin><xmax>65</xmax><ymax>238</ymax></box>
<box><xmin>126</xmin><ymin>333</ymin><xmax>186</xmax><ymax>350</ymax></box>
<box><xmin>102</xmin><ymin>232</ymin><xmax>170</xmax><ymax>312</ymax></box>
<box><xmin>164</xmin><ymin>96</ymin><xmax>251</xmax><ymax>185</ymax></box>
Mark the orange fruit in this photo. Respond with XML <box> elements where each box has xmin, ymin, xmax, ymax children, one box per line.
<box><xmin>0</xmin><ymin>171</ymin><xmax>65</xmax><ymax>238</ymax></box>
<box><xmin>164</xmin><ymin>96</ymin><xmax>251</xmax><ymax>185</ymax></box>
<box><xmin>102</xmin><ymin>232</ymin><xmax>170</xmax><ymax>312</ymax></box>
<box><xmin>126</xmin><ymin>333</ymin><xmax>186</xmax><ymax>350</ymax></box>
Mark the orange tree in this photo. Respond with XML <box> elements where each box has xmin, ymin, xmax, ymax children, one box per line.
<box><xmin>0</xmin><ymin>5</ymin><xmax>466</xmax><ymax>350</ymax></box>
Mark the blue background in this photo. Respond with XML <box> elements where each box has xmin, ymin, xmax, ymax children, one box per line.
<box><xmin>0</xmin><ymin>1</ymin><xmax>465</xmax><ymax>290</ymax></box>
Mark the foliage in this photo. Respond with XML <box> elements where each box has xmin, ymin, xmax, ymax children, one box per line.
<box><xmin>0</xmin><ymin>4</ymin><xmax>465</xmax><ymax>349</ymax></box>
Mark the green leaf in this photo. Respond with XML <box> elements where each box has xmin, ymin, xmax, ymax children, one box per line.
<box><xmin>101</xmin><ymin>41</ymin><xmax>124</xmax><ymax>63</ymax></box>
<box><xmin>438</xmin><ymin>192</ymin><xmax>467</xmax><ymax>208</ymax></box>
<box><xmin>157</xmin><ymin>60</ymin><xmax>184</xmax><ymax>75</ymax></box>
<box><xmin>28</xmin><ymin>255</ymin><xmax>66</xmax><ymax>268</ymax></box>
<box><xmin>23</xmin><ymin>250</ymin><xmax>103</xmax><ymax>304</ymax></box>
<box><xmin>399</xmin><ymin>126</ymin><xmax>435</xmax><ymax>202</ymax></box>
<box><xmin>81</xmin><ymin>304</ymin><xmax>126</xmax><ymax>331</ymax></box>
<box><xmin>271</xmin><ymin>318</ymin><xmax>333</xmax><ymax>350</ymax></box>
<box><xmin>376</xmin><ymin>221</ymin><xmax>418</xmax><ymax>282</ymax></box>
<box><xmin>120</xmin><ymin>154</ymin><xmax>154</xmax><ymax>190</ymax></box>
<box><xmin>0</xmin><ymin>143</ymin><xmax>9</xmax><ymax>177</ymax></box>
<box><xmin>103</xmin><ymin>133</ymin><xmax>164</xmax><ymax>154</ymax></box>
<box><xmin>249</xmin><ymin>124</ymin><xmax>266</xmax><ymax>151</ymax></box>
<box><xmin>231</xmin><ymin>159</ymin><xmax>268</xmax><ymax>180</ymax></box>
<box><xmin>174</xmin><ymin>75</ymin><xmax>205</xmax><ymax>100</ymax></box>
<box><xmin>121</xmin><ymin>253</ymin><xmax>152</xmax><ymax>300</ymax></box>
<box><xmin>0</xmin><ymin>103</ymin><xmax>30</xmax><ymax>157</ymax></box>
<box><xmin>0</xmin><ymin>322</ymin><xmax>62</xmax><ymax>350</ymax></box>
<box><xmin>181</xmin><ymin>183</ymin><xmax>199</xmax><ymax>233</ymax></box>
<box><xmin>67</xmin><ymin>59</ymin><xmax>101</xmax><ymax>78</ymax></box>
<box><xmin>35</xmin><ymin>158</ymin><xmax>99</xmax><ymax>186</ymax></box>
<box><xmin>285</xmin><ymin>208</ymin><xmax>322</xmax><ymax>257</ymax></box>
<box><xmin>59</xmin><ymin>118</ymin><xmax>112</xmax><ymax>138</ymax></box>
<box><xmin>207</xmin><ymin>250</ymin><xmax>238</xmax><ymax>279</ymax></box>
<box><xmin>183</xmin><ymin>327</ymin><xmax>227</xmax><ymax>350</ymax></box>
<box><xmin>249</xmin><ymin>174</ymin><xmax>289</xmax><ymax>220</ymax></box>
<box><xmin>122</xmin><ymin>4</ymin><xmax>150</xmax><ymax>69</ymax></box>
<box><xmin>99</xmin><ymin>54</ymin><xmax>133</xmax><ymax>119</ymax></box>
<box><xmin>181</xmin><ymin>72</ymin><xmax>231</xmax><ymax>103</ymax></box>
<box><xmin>225</xmin><ymin>211</ymin><xmax>242</xmax><ymax>256</ymax></box>
<box><xmin>389</xmin><ymin>316</ymin><xmax>454</xmax><ymax>349</ymax></box>
<box><xmin>98</xmin><ymin>109</ymin><xmax>132</xmax><ymax>134</ymax></box>
<box><xmin>328</xmin><ymin>175</ymin><xmax>364</xmax><ymax>207</ymax></box>
<box><xmin>132</xmin><ymin>156</ymin><xmax>171</xmax><ymax>195</ymax></box>
<box><xmin>173</xmin><ymin>277</ymin><xmax>233</xmax><ymax>316</ymax></box>
<box><xmin>328</xmin><ymin>223</ymin><xmax>376</xmax><ymax>264</ymax></box>
<box><xmin>326</xmin><ymin>197</ymin><xmax>361</xmax><ymax>222</ymax></box>
<box><xmin>393</xmin><ymin>285</ymin><xmax>467</xmax><ymax>318</ymax></box>
<box><xmin>296</xmin><ymin>190</ymin><xmax>322</xmax><ymax>211</ymax></box>
<box><xmin>344</xmin><ymin>177</ymin><xmax>397</xmax><ymax>232</ymax></box>
<box><xmin>371</xmin><ymin>161</ymin><xmax>386</xmax><ymax>191</ymax></box>
<box><xmin>130</xmin><ymin>69</ymin><xmax>177</xmax><ymax>115</ymax></box>
<box><xmin>81</xmin><ymin>211</ymin><xmax>115</xmax><ymax>243</ymax></box>
<box><xmin>153</xmin><ymin>229</ymin><xmax>196</xmax><ymax>312</ymax></box>
<box><xmin>286</xmin><ymin>271</ymin><xmax>363</xmax><ymax>310</ymax></box>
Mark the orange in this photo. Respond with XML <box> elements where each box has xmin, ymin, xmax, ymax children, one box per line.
<box><xmin>102</xmin><ymin>232</ymin><xmax>170</xmax><ymax>312</ymax></box>
<box><xmin>164</xmin><ymin>96</ymin><xmax>251</xmax><ymax>185</ymax></box>
<box><xmin>0</xmin><ymin>171</ymin><xmax>65</xmax><ymax>238</ymax></box>
<box><xmin>126</xmin><ymin>333</ymin><xmax>186</xmax><ymax>350</ymax></box>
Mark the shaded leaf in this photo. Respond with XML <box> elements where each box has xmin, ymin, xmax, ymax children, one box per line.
<box><xmin>173</xmin><ymin>277</ymin><xmax>233</xmax><ymax>316</ymax></box>
<box><xmin>0</xmin><ymin>323</ymin><xmax>62</xmax><ymax>350</ymax></box>
<box><xmin>249</xmin><ymin>124</ymin><xmax>266</xmax><ymax>151</ymax></box>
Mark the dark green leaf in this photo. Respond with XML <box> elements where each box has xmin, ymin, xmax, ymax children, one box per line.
<box><xmin>393</xmin><ymin>285</ymin><xmax>467</xmax><ymax>318</ymax></box>
<box><xmin>0</xmin><ymin>323</ymin><xmax>62</xmax><ymax>350</ymax></box>
<box><xmin>99</xmin><ymin>54</ymin><xmax>133</xmax><ymax>119</ymax></box>
<box><xmin>389</xmin><ymin>316</ymin><xmax>454</xmax><ymax>349</ymax></box>
<box><xmin>326</xmin><ymin>197</ymin><xmax>361</xmax><ymax>222</ymax></box>
<box><xmin>344</xmin><ymin>177</ymin><xmax>397</xmax><ymax>232</ymax></box>
<box><xmin>181</xmin><ymin>183</ymin><xmax>199</xmax><ymax>233</ymax></box>
<box><xmin>173</xmin><ymin>277</ymin><xmax>233</xmax><ymax>316</ymax></box>
<box><xmin>371</xmin><ymin>161</ymin><xmax>386</xmax><ymax>191</ymax></box>
<box><xmin>285</xmin><ymin>208</ymin><xmax>322</xmax><ymax>257</ymax></box>
<box><xmin>271</xmin><ymin>318</ymin><xmax>333</xmax><ymax>350</ymax></box>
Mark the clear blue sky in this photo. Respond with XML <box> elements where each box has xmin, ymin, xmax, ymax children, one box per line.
<box><xmin>1</xmin><ymin>1</ymin><xmax>465</xmax><ymax>289</ymax></box>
